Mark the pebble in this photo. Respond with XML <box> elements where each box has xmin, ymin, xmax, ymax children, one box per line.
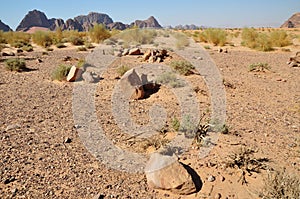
<box><xmin>219</xmin><ymin>175</ymin><xmax>225</xmax><ymax>182</ymax></box>
<box><xmin>5</xmin><ymin>124</ymin><xmax>21</xmax><ymax>131</ymax></box>
<box><xmin>64</xmin><ymin>137</ymin><xmax>72</xmax><ymax>143</ymax></box>
<box><xmin>214</xmin><ymin>193</ymin><xmax>222</xmax><ymax>199</ymax></box>
<box><xmin>208</xmin><ymin>175</ymin><xmax>215</xmax><ymax>182</ymax></box>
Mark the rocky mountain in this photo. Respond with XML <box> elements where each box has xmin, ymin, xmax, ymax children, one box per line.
<box><xmin>174</xmin><ymin>24</ymin><xmax>199</xmax><ymax>30</ymax></box>
<box><xmin>16</xmin><ymin>10</ymin><xmax>50</xmax><ymax>31</ymax></box>
<box><xmin>15</xmin><ymin>10</ymin><xmax>162</xmax><ymax>32</ymax></box>
<box><xmin>281</xmin><ymin>12</ymin><xmax>300</xmax><ymax>28</ymax></box>
<box><xmin>131</xmin><ymin>16</ymin><xmax>162</xmax><ymax>28</ymax></box>
<box><xmin>0</xmin><ymin>20</ymin><xmax>12</xmax><ymax>32</ymax></box>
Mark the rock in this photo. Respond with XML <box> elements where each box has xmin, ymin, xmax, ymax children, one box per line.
<box><xmin>17</xmin><ymin>49</ymin><xmax>23</xmax><ymax>53</ymax></box>
<box><xmin>64</xmin><ymin>137</ymin><xmax>72</xmax><ymax>143</ymax></box>
<box><xmin>67</xmin><ymin>66</ymin><xmax>82</xmax><ymax>82</ymax></box>
<box><xmin>5</xmin><ymin>124</ymin><xmax>21</xmax><ymax>131</ymax></box>
<box><xmin>219</xmin><ymin>175</ymin><xmax>225</xmax><ymax>182</ymax></box>
<box><xmin>2</xmin><ymin>52</ymin><xmax>15</xmax><ymax>56</ymax></box>
<box><xmin>93</xmin><ymin>193</ymin><xmax>105</xmax><ymax>199</ymax></box>
<box><xmin>128</xmin><ymin>48</ymin><xmax>141</xmax><ymax>55</ymax></box>
<box><xmin>145</xmin><ymin>153</ymin><xmax>198</xmax><ymax>195</ymax></box>
<box><xmin>148</xmin><ymin>56</ymin><xmax>155</xmax><ymax>63</ymax></box>
<box><xmin>82</xmin><ymin>71</ymin><xmax>97</xmax><ymax>83</ymax></box>
<box><xmin>114</xmin><ymin>50</ymin><xmax>122</xmax><ymax>57</ymax></box>
<box><xmin>156</xmin><ymin>57</ymin><xmax>162</xmax><ymax>63</ymax></box>
<box><xmin>130</xmin><ymin>16</ymin><xmax>162</xmax><ymax>29</ymax></box>
<box><xmin>287</xmin><ymin>51</ymin><xmax>300</xmax><ymax>67</ymax></box>
<box><xmin>122</xmin><ymin>49</ymin><xmax>129</xmax><ymax>56</ymax></box>
<box><xmin>208</xmin><ymin>175</ymin><xmax>215</xmax><ymax>182</ymax></box>
<box><xmin>214</xmin><ymin>193</ymin><xmax>222</xmax><ymax>199</ymax></box>
<box><xmin>143</xmin><ymin>49</ymin><xmax>152</xmax><ymax>61</ymax></box>
<box><xmin>36</xmin><ymin>58</ymin><xmax>43</xmax><ymax>63</ymax></box>
<box><xmin>119</xmin><ymin>69</ymin><xmax>145</xmax><ymax>100</ymax></box>
<box><xmin>0</xmin><ymin>20</ymin><xmax>12</xmax><ymax>32</ymax></box>
<box><xmin>62</xmin><ymin>56</ymin><xmax>72</xmax><ymax>61</ymax></box>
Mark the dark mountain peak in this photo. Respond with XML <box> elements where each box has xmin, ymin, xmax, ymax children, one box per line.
<box><xmin>0</xmin><ymin>20</ymin><xmax>12</xmax><ymax>32</ymax></box>
<box><xmin>131</xmin><ymin>16</ymin><xmax>162</xmax><ymax>28</ymax></box>
<box><xmin>16</xmin><ymin>9</ymin><xmax>50</xmax><ymax>31</ymax></box>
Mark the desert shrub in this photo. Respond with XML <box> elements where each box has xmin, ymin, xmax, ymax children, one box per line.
<box><xmin>155</xmin><ymin>72</ymin><xmax>184</xmax><ymax>88</ymax></box>
<box><xmin>63</xmin><ymin>30</ymin><xmax>85</xmax><ymax>46</ymax></box>
<box><xmin>0</xmin><ymin>44</ymin><xmax>5</xmax><ymax>52</ymax></box>
<box><xmin>249</xmin><ymin>62</ymin><xmax>270</xmax><ymax>72</ymax></box>
<box><xmin>260</xmin><ymin>169</ymin><xmax>300</xmax><ymax>199</ymax></box>
<box><xmin>77</xmin><ymin>46</ymin><xmax>87</xmax><ymax>51</ymax></box>
<box><xmin>4</xmin><ymin>31</ymin><xmax>31</xmax><ymax>47</ymax></box>
<box><xmin>203</xmin><ymin>45</ymin><xmax>211</xmax><ymax>49</ymax></box>
<box><xmin>171</xmin><ymin>117</ymin><xmax>180</xmax><ymax>131</ymax></box>
<box><xmin>114</xmin><ymin>28</ymin><xmax>157</xmax><ymax>45</ymax></box>
<box><xmin>241</xmin><ymin>28</ymin><xmax>273</xmax><ymax>51</ymax></box>
<box><xmin>51</xmin><ymin>64</ymin><xmax>72</xmax><ymax>81</ymax></box>
<box><xmin>5</xmin><ymin>58</ymin><xmax>27</xmax><ymax>72</ymax></box>
<box><xmin>89</xmin><ymin>24</ymin><xmax>111</xmax><ymax>43</ymax></box>
<box><xmin>199</xmin><ymin>28</ymin><xmax>227</xmax><ymax>46</ymax></box>
<box><xmin>169</xmin><ymin>60</ymin><xmax>195</xmax><ymax>75</ymax></box>
<box><xmin>0</xmin><ymin>31</ymin><xmax>6</xmax><ymax>43</ymax></box>
<box><xmin>31</xmin><ymin>31</ymin><xmax>53</xmax><ymax>47</ymax></box>
<box><xmin>76</xmin><ymin>59</ymin><xmax>86</xmax><ymax>68</ymax></box>
<box><xmin>21</xmin><ymin>44</ymin><xmax>33</xmax><ymax>52</ymax></box>
<box><xmin>173</xmin><ymin>32</ymin><xmax>190</xmax><ymax>49</ymax></box>
<box><xmin>56</xmin><ymin>43</ymin><xmax>66</xmax><ymax>48</ymax></box>
<box><xmin>52</xmin><ymin>28</ymin><xmax>63</xmax><ymax>44</ymax></box>
<box><xmin>117</xmin><ymin>65</ymin><xmax>130</xmax><ymax>76</ymax></box>
<box><xmin>69</xmin><ymin>36</ymin><xmax>84</xmax><ymax>46</ymax></box>
<box><xmin>84</xmin><ymin>42</ymin><xmax>94</xmax><ymax>49</ymax></box>
<box><xmin>269</xmin><ymin>30</ymin><xmax>291</xmax><ymax>47</ymax></box>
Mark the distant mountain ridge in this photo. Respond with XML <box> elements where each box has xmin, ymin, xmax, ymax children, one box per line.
<box><xmin>0</xmin><ymin>20</ymin><xmax>12</xmax><ymax>32</ymax></box>
<box><xmin>14</xmin><ymin>9</ymin><xmax>162</xmax><ymax>32</ymax></box>
<box><xmin>281</xmin><ymin>12</ymin><xmax>300</xmax><ymax>28</ymax></box>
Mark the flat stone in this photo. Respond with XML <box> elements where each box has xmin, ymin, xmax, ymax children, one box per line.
<box><xmin>67</xmin><ymin>66</ymin><xmax>82</xmax><ymax>82</ymax></box>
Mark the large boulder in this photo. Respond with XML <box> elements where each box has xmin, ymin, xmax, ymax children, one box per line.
<box><xmin>145</xmin><ymin>153</ymin><xmax>200</xmax><ymax>195</ymax></box>
<box><xmin>287</xmin><ymin>51</ymin><xmax>300</xmax><ymax>67</ymax></box>
<box><xmin>67</xmin><ymin>66</ymin><xmax>82</xmax><ymax>82</ymax></box>
<box><xmin>119</xmin><ymin>69</ymin><xmax>145</xmax><ymax>100</ymax></box>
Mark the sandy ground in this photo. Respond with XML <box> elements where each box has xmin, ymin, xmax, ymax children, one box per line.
<box><xmin>0</xmin><ymin>36</ymin><xmax>299</xmax><ymax>199</ymax></box>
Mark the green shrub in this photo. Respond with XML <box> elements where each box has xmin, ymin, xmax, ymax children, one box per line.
<box><xmin>249</xmin><ymin>62</ymin><xmax>270</xmax><ymax>72</ymax></box>
<box><xmin>269</xmin><ymin>30</ymin><xmax>291</xmax><ymax>47</ymax></box>
<box><xmin>173</xmin><ymin>32</ymin><xmax>190</xmax><ymax>49</ymax></box>
<box><xmin>204</xmin><ymin>45</ymin><xmax>211</xmax><ymax>49</ymax></box>
<box><xmin>51</xmin><ymin>64</ymin><xmax>72</xmax><ymax>81</ymax></box>
<box><xmin>84</xmin><ymin>42</ymin><xmax>94</xmax><ymax>49</ymax></box>
<box><xmin>69</xmin><ymin>36</ymin><xmax>84</xmax><ymax>46</ymax></box>
<box><xmin>117</xmin><ymin>65</ymin><xmax>130</xmax><ymax>76</ymax></box>
<box><xmin>21</xmin><ymin>44</ymin><xmax>33</xmax><ymax>52</ymax></box>
<box><xmin>63</xmin><ymin>30</ymin><xmax>85</xmax><ymax>46</ymax></box>
<box><xmin>155</xmin><ymin>72</ymin><xmax>184</xmax><ymax>88</ymax></box>
<box><xmin>169</xmin><ymin>60</ymin><xmax>195</xmax><ymax>75</ymax></box>
<box><xmin>52</xmin><ymin>28</ymin><xmax>63</xmax><ymax>44</ymax></box>
<box><xmin>171</xmin><ymin>117</ymin><xmax>180</xmax><ymax>131</ymax></box>
<box><xmin>76</xmin><ymin>59</ymin><xmax>86</xmax><ymax>68</ymax></box>
<box><xmin>89</xmin><ymin>24</ymin><xmax>111</xmax><ymax>43</ymax></box>
<box><xmin>241</xmin><ymin>28</ymin><xmax>273</xmax><ymax>51</ymax></box>
<box><xmin>199</xmin><ymin>28</ymin><xmax>227</xmax><ymax>46</ymax></box>
<box><xmin>32</xmin><ymin>31</ymin><xmax>53</xmax><ymax>47</ymax></box>
<box><xmin>5</xmin><ymin>58</ymin><xmax>27</xmax><ymax>72</ymax></box>
<box><xmin>113</xmin><ymin>28</ymin><xmax>157</xmax><ymax>45</ymax></box>
<box><xmin>4</xmin><ymin>31</ymin><xmax>31</xmax><ymax>47</ymax></box>
<box><xmin>0</xmin><ymin>31</ymin><xmax>6</xmax><ymax>43</ymax></box>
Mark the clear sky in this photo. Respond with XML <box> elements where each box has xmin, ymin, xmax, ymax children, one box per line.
<box><xmin>0</xmin><ymin>0</ymin><xmax>299</xmax><ymax>30</ymax></box>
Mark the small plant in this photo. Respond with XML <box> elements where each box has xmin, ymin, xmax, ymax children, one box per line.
<box><xmin>21</xmin><ymin>44</ymin><xmax>33</xmax><ymax>52</ymax></box>
<box><xmin>77</xmin><ymin>46</ymin><xmax>87</xmax><ymax>51</ymax></box>
<box><xmin>113</xmin><ymin>28</ymin><xmax>157</xmax><ymax>46</ymax></box>
<box><xmin>171</xmin><ymin>117</ymin><xmax>180</xmax><ymax>131</ymax></box>
<box><xmin>269</xmin><ymin>30</ymin><xmax>291</xmax><ymax>47</ymax></box>
<box><xmin>169</xmin><ymin>60</ymin><xmax>195</xmax><ymax>75</ymax></box>
<box><xmin>117</xmin><ymin>65</ymin><xmax>130</xmax><ymax>76</ymax></box>
<box><xmin>203</xmin><ymin>45</ymin><xmax>211</xmax><ymax>49</ymax></box>
<box><xmin>46</xmin><ymin>47</ymin><xmax>53</xmax><ymax>52</ymax></box>
<box><xmin>179</xmin><ymin>115</ymin><xmax>198</xmax><ymax>138</ymax></box>
<box><xmin>5</xmin><ymin>58</ymin><xmax>27</xmax><ymax>72</ymax></box>
<box><xmin>76</xmin><ymin>59</ymin><xmax>86</xmax><ymax>68</ymax></box>
<box><xmin>89</xmin><ymin>24</ymin><xmax>111</xmax><ymax>43</ymax></box>
<box><xmin>84</xmin><ymin>42</ymin><xmax>94</xmax><ymax>49</ymax></box>
<box><xmin>260</xmin><ymin>169</ymin><xmax>300</xmax><ymax>199</ymax></box>
<box><xmin>155</xmin><ymin>72</ymin><xmax>185</xmax><ymax>88</ymax></box>
<box><xmin>249</xmin><ymin>62</ymin><xmax>270</xmax><ymax>72</ymax></box>
<box><xmin>226</xmin><ymin>147</ymin><xmax>269</xmax><ymax>184</ymax></box>
<box><xmin>69</xmin><ymin>36</ymin><xmax>84</xmax><ymax>46</ymax></box>
<box><xmin>51</xmin><ymin>64</ymin><xmax>72</xmax><ymax>81</ymax></box>
<box><xmin>241</xmin><ymin>28</ymin><xmax>273</xmax><ymax>51</ymax></box>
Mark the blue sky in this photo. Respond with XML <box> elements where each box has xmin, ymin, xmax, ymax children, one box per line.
<box><xmin>0</xmin><ymin>0</ymin><xmax>299</xmax><ymax>30</ymax></box>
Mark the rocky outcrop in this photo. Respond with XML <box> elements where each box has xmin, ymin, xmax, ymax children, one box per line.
<box><xmin>65</xmin><ymin>19</ymin><xmax>83</xmax><ymax>31</ymax></box>
<box><xmin>74</xmin><ymin>12</ymin><xmax>113</xmax><ymax>31</ymax></box>
<box><xmin>131</xmin><ymin>16</ymin><xmax>162</xmax><ymax>29</ymax></box>
<box><xmin>106</xmin><ymin>22</ymin><xmax>128</xmax><ymax>30</ymax></box>
<box><xmin>16</xmin><ymin>9</ymin><xmax>50</xmax><ymax>31</ymax></box>
<box><xmin>281</xmin><ymin>12</ymin><xmax>300</xmax><ymax>28</ymax></box>
<box><xmin>0</xmin><ymin>20</ymin><xmax>12</xmax><ymax>32</ymax></box>
<box><xmin>49</xmin><ymin>18</ymin><xmax>65</xmax><ymax>31</ymax></box>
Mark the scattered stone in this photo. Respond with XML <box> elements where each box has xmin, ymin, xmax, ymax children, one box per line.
<box><xmin>36</xmin><ymin>58</ymin><xmax>43</xmax><ymax>63</ymax></box>
<box><xmin>122</xmin><ymin>49</ymin><xmax>129</xmax><ymax>56</ymax></box>
<box><xmin>128</xmin><ymin>48</ymin><xmax>141</xmax><ymax>55</ymax></box>
<box><xmin>207</xmin><ymin>175</ymin><xmax>215</xmax><ymax>182</ymax></box>
<box><xmin>114</xmin><ymin>50</ymin><xmax>122</xmax><ymax>57</ymax></box>
<box><xmin>143</xmin><ymin>49</ymin><xmax>152</xmax><ymax>61</ymax></box>
<box><xmin>119</xmin><ymin>69</ymin><xmax>145</xmax><ymax>100</ymax></box>
<box><xmin>5</xmin><ymin>124</ymin><xmax>21</xmax><ymax>131</ymax></box>
<box><xmin>218</xmin><ymin>48</ymin><xmax>223</xmax><ymax>53</ymax></box>
<box><xmin>2</xmin><ymin>52</ymin><xmax>15</xmax><ymax>56</ymax></box>
<box><xmin>214</xmin><ymin>193</ymin><xmax>222</xmax><ymax>199</ymax></box>
<box><xmin>93</xmin><ymin>193</ymin><xmax>105</xmax><ymax>199</ymax></box>
<box><xmin>3</xmin><ymin>177</ymin><xmax>15</xmax><ymax>184</ymax></box>
<box><xmin>64</xmin><ymin>137</ymin><xmax>72</xmax><ymax>143</ymax></box>
<box><xmin>82</xmin><ymin>71</ymin><xmax>96</xmax><ymax>83</ymax></box>
<box><xmin>67</xmin><ymin>65</ymin><xmax>82</xmax><ymax>82</ymax></box>
<box><xmin>219</xmin><ymin>175</ymin><xmax>225</xmax><ymax>182</ymax></box>
<box><xmin>287</xmin><ymin>51</ymin><xmax>300</xmax><ymax>67</ymax></box>
<box><xmin>62</xmin><ymin>56</ymin><xmax>72</xmax><ymax>61</ymax></box>
<box><xmin>145</xmin><ymin>153</ymin><xmax>198</xmax><ymax>195</ymax></box>
<box><xmin>17</xmin><ymin>49</ymin><xmax>23</xmax><ymax>53</ymax></box>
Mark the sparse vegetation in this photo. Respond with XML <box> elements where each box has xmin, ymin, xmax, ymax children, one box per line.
<box><xmin>77</xmin><ymin>46</ymin><xmax>87</xmax><ymax>51</ymax></box>
<box><xmin>21</xmin><ymin>44</ymin><xmax>33</xmax><ymax>52</ymax></box>
<box><xmin>249</xmin><ymin>62</ymin><xmax>270</xmax><ymax>72</ymax></box>
<box><xmin>171</xmin><ymin>117</ymin><xmax>180</xmax><ymax>131</ymax></box>
<box><xmin>4</xmin><ymin>31</ymin><xmax>31</xmax><ymax>48</ymax></box>
<box><xmin>51</xmin><ymin>64</ymin><xmax>72</xmax><ymax>81</ymax></box>
<box><xmin>117</xmin><ymin>65</ymin><xmax>130</xmax><ymax>76</ymax></box>
<box><xmin>155</xmin><ymin>72</ymin><xmax>185</xmax><ymax>88</ymax></box>
<box><xmin>269</xmin><ymin>30</ymin><xmax>291</xmax><ymax>47</ymax></box>
<box><xmin>32</xmin><ymin>31</ymin><xmax>53</xmax><ymax>48</ymax></box>
<box><xmin>241</xmin><ymin>28</ymin><xmax>274</xmax><ymax>51</ymax></box>
<box><xmin>226</xmin><ymin>147</ymin><xmax>269</xmax><ymax>184</ymax></box>
<box><xmin>173</xmin><ymin>32</ymin><xmax>190</xmax><ymax>49</ymax></box>
<box><xmin>169</xmin><ymin>60</ymin><xmax>195</xmax><ymax>75</ymax></box>
<box><xmin>203</xmin><ymin>45</ymin><xmax>211</xmax><ymax>49</ymax></box>
<box><xmin>5</xmin><ymin>58</ymin><xmax>27</xmax><ymax>72</ymax></box>
<box><xmin>199</xmin><ymin>28</ymin><xmax>227</xmax><ymax>46</ymax></box>
<box><xmin>89</xmin><ymin>24</ymin><xmax>111</xmax><ymax>43</ymax></box>
<box><xmin>260</xmin><ymin>169</ymin><xmax>300</xmax><ymax>199</ymax></box>
<box><xmin>113</xmin><ymin>28</ymin><xmax>157</xmax><ymax>45</ymax></box>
